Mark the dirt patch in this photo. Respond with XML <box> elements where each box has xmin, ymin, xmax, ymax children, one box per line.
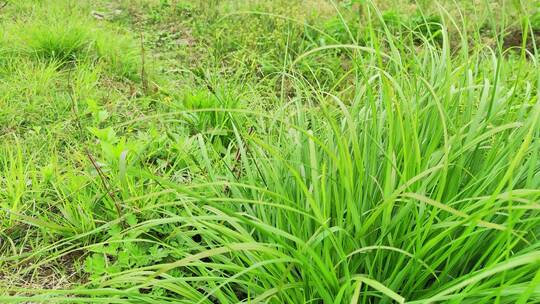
<box><xmin>0</xmin><ymin>249</ymin><xmax>85</xmax><ymax>296</ymax></box>
<box><xmin>503</xmin><ymin>28</ymin><xmax>540</xmax><ymax>53</ymax></box>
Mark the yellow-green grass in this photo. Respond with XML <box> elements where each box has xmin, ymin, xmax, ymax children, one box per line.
<box><xmin>1</xmin><ymin>0</ymin><xmax>539</xmax><ymax>303</ymax></box>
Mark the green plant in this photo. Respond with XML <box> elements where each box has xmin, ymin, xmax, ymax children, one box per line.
<box><xmin>1</xmin><ymin>0</ymin><xmax>540</xmax><ymax>303</ymax></box>
<box><xmin>182</xmin><ymin>85</ymin><xmax>244</xmax><ymax>149</ymax></box>
<box><xmin>409</xmin><ymin>13</ymin><xmax>444</xmax><ymax>44</ymax></box>
<box><xmin>529</xmin><ymin>1</ymin><xmax>540</xmax><ymax>30</ymax></box>
<box><xmin>21</xmin><ymin>21</ymin><xmax>94</xmax><ymax>64</ymax></box>
<box><xmin>382</xmin><ymin>10</ymin><xmax>405</xmax><ymax>29</ymax></box>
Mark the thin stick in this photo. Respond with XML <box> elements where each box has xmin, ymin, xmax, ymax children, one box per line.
<box><xmin>85</xmin><ymin>149</ymin><xmax>123</xmax><ymax>219</ymax></box>
<box><xmin>140</xmin><ymin>32</ymin><xmax>148</xmax><ymax>94</ymax></box>
<box><xmin>67</xmin><ymin>69</ymin><xmax>123</xmax><ymax>220</ymax></box>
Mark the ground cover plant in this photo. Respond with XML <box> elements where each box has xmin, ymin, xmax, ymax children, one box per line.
<box><xmin>1</xmin><ymin>0</ymin><xmax>540</xmax><ymax>303</ymax></box>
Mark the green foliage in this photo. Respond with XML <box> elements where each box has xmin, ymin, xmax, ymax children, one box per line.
<box><xmin>409</xmin><ymin>14</ymin><xmax>444</xmax><ymax>44</ymax></box>
<box><xmin>1</xmin><ymin>0</ymin><xmax>540</xmax><ymax>303</ymax></box>
<box><xmin>321</xmin><ymin>16</ymin><xmax>360</xmax><ymax>44</ymax></box>
<box><xmin>381</xmin><ymin>10</ymin><xmax>404</xmax><ymax>29</ymax></box>
<box><xmin>529</xmin><ymin>1</ymin><xmax>540</xmax><ymax>30</ymax></box>
<box><xmin>6</xmin><ymin>4</ymin><xmax>141</xmax><ymax>79</ymax></box>
<box><xmin>83</xmin><ymin>218</ymin><xmax>170</xmax><ymax>284</ymax></box>
<box><xmin>21</xmin><ymin>21</ymin><xmax>93</xmax><ymax>64</ymax></box>
<box><xmin>182</xmin><ymin>85</ymin><xmax>244</xmax><ymax>149</ymax></box>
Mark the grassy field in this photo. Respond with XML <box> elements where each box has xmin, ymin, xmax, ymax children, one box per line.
<box><xmin>1</xmin><ymin>0</ymin><xmax>540</xmax><ymax>303</ymax></box>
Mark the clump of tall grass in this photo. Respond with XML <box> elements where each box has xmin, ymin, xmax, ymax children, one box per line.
<box><xmin>1</xmin><ymin>1</ymin><xmax>540</xmax><ymax>303</ymax></box>
<box><xmin>2</xmin><ymin>1</ymin><xmax>141</xmax><ymax>81</ymax></box>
